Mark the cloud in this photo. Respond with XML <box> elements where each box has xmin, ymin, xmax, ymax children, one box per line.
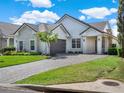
<box><xmin>29</xmin><ymin>0</ymin><xmax>53</xmax><ymax>8</ymax></box>
<box><xmin>15</xmin><ymin>0</ymin><xmax>53</xmax><ymax>8</ymax></box>
<box><xmin>79</xmin><ymin>15</ymin><xmax>86</xmax><ymax>21</ymax></box>
<box><xmin>109</xmin><ymin>19</ymin><xmax>118</xmax><ymax>36</ymax></box>
<box><xmin>109</xmin><ymin>19</ymin><xmax>117</xmax><ymax>25</ymax></box>
<box><xmin>10</xmin><ymin>10</ymin><xmax>60</xmax><ymax>25</ymax></box>
<box><xmin>112</xmin><ymin>0</ymin><xmax>116</xmax><ymax>3</ymax></box>
<box><xmin>79</xmin><ymin>7</ymin><xmax>117</xmax><ymax>19</ymax></box>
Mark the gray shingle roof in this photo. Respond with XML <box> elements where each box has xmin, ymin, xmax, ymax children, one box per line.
<box><xmin>25</xmin><ymin>23</ymin><xmax>39</xmax><ymax>31</ymax></box>
<box><xmin>0</xmin><ymin>18</ymin><xmax>110</xmax><ymax>36</ymax></box>
<box><xmin>90</xmin><ymin>21</ymin><xmax>108</xmax><ymax>31</ymax></box>
<box><xmin>0</xmin><ymin>22</ymin><xmax>19</xmax><ymax>36</ymax></box>
<box><xmin>38</xmin><ymin>23</ymin><xmax>58</xmax><ymax>32</ymax></box>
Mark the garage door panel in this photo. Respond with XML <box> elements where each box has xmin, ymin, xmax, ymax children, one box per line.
<box><xmin>50</xmin><ymin>39</ymin><xmax>66</xmax><ymax>54</ymax></box>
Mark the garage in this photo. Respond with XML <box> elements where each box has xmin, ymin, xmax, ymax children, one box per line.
<box><xmin>50</xmin><ymin>39</ymin><xmax>66</xmax><ymax>54</ymax></box>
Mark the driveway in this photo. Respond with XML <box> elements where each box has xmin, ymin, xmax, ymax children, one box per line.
<box><xmin>0</xmin><ymin>54</ymin><xmax>107</xmax><ymax>83</ymax></box>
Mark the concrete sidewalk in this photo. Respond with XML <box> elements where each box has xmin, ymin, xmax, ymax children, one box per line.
<box><xmin>0</xmin><ymin>79</ymin><xmax>123</xmax><ymax>93</ymax></box>
<box><xmin>48</xmin><ymin>79</ymin><xmax>124</xmax><ymax>93</ymax></box>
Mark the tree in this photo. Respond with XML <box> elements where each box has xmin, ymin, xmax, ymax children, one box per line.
<box><xmin>0</xmin><ymin>30</ymin><xmax>3</xmax><ymax>51</ymax></box>
<box><xmin>117</xmin><ymin>0</ymin><xmax>124</xmax><ymax>57</ymax></box>
<box><xmin>37</xmin><ymin>31</ymin><xmax>58</xmax><ymax>55</ymax></box>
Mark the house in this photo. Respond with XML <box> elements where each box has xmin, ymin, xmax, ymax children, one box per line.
<box><xmin>0</xmin><ymin>14</ymin><xmax>118</xmax><ymax>54</ymax></box>
<box><xmin>0</xmin><ymin>22</ymin><xmax>19</xmax><ymax>49</ymax></box>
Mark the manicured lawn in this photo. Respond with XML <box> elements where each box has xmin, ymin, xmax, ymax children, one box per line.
<box><xmin>16</xmin><ymin>56</ymin><xmax>124</xmax><ymax>85</ymax></box>
<box><xmin>0</xmin><ymin>56</ymin><xmax>48</xmax><ymax>68</ymax></box>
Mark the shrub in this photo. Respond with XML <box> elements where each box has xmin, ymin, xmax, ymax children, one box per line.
<box><xmin>30</xmin><ymin>52</ymin><xmax>41</xmax><ymax>55</ymax></box>
<box><xmin>3</xmin><ymin>51</ymin><xmax>41</xmax><ymax>56</ymax></box>
<box><xmin>112</xmin><ymin>44</ymin><xmax>116</xmax><ymax>48</ymax></box>
<box><xmin>3</xmin><ymin>51</ymin><xmax>11</xmax><ymax>55</ymax></box>
<box><xmin>108</xmin><ymin>48</ymin><xmax>118</xmax><ymax>55</ymax></box>
<box><xmin>15</xmin><ymin>52</ymin><xmax>30</xmax><ymax>56</ymax></box>
<box><xmin>0</xmin><ymin>47</ymin><xmax>15</xmax><ymax>53</ymax></box>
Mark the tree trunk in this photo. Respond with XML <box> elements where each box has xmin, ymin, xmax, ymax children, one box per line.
<box><xmin>122</xmin><ymin>40</ymin><xmax>124</xmax><ymax>58</ymax></box>
<box><xmin>47</xmin><ymin>42</ymin><xmax>50</xmax><ymax>56</ymax></box>
<box><xmin>121</xmin><ymin>18</ymin><xmax>124</xmax><ymax>58</ymax></box>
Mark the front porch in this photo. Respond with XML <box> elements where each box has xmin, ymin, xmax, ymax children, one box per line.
<box><xmin>82</xmin><ymin>35</ymin><xmax>111</xmax><ymax>54</ymax></box>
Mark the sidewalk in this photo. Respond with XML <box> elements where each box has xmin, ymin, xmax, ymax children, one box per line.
<box><xmin>0</xmin><ymin>79</ymin><xmax>124</xmax><ymax>93</ymax></box>
<box><xmin>48</xmin><ymin>79</ymin><xmax>124</xmax><ymax>93</ymax></box>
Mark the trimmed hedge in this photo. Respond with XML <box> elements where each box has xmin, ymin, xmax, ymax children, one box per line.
<box><xmin>108</xmin><ymin>48</ymin><xmax>118</xmax><ymax>55</ymax></box>
<box><xmin>3</xmin><ymin>51</ymin><xmax>41</xmax><ymax>56</ymax></box>
<box><xmin>108</xmin><ymin>48</ymin><xmax>122</xmax><ymax>56</ymax></box>
<box><xmin>0</xmin><ymin>47</ymin><xmax>15</xmax><ymax>53</ymax></box>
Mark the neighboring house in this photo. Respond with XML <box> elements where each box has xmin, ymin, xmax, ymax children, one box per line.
<box><xmin>0</xmin><ymin>22</ymin><xmax>19</xmax><ymax>49</ymax></box>
<box><xmin>0</xmin><ymin>14</ymin><xmax>118</xmax><ymax>54</ymax></box>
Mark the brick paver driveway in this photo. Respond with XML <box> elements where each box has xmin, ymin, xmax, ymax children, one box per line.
<box><xmin>0</xmin><ymin>54</ymin><xmax>107</xmax><ymax>83</ymax></box>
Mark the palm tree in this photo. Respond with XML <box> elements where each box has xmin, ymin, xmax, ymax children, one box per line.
<box><xmin>117</xmin><ymin>0</ymin><xmax>124</xmax><ymax>57</ymax></box>
<box><xmin>37</xmin><ymin>31</ymin><xmax>58</xmax><ymax>55</ymax></box>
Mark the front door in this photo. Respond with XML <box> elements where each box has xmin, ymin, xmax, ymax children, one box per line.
<box><xmin>19</xmin><ymin>41</ymin><xmax>23</xmax><ymax>51</ymax></box>
<box><xmin>86</xmin><ymin>37</ymin><xmax>97</xmax><ymax>53</ymax></box>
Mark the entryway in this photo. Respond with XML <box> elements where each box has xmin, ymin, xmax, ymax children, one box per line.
<box><xmin>86</xmin><ymin>36</ymin><xmax>97</xmax><ymax>54</ymax></box>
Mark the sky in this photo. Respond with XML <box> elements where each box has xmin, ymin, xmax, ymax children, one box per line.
<box><xmin>0</xmin><ymin>0</ymin><xmax>119</xmax><ymax>36</ymax></box>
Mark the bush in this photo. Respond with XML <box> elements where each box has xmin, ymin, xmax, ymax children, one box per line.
<box><xmin>112</xmin><ymin>44</ymin><xmax>116</xmax><ymax>48</ymax></box>
<box><xmin>30</xmin><ymin>52</ymin><xmax>41</xmax><ymax>55</ymax></box>
<box><xmin>0</xmin><ymin>47</ymin><xmax>15</xmax><ymax>53</ymax></box>
<box><xmin>3</xmin><ymin>51</ymin><xmax>41</xmax><ymax>56</ymax></box>
<box><xmin>3</xmin><ymin>51</ymin><xmax>11</xmax><ymax>55</ymax></box>
<box><xmin>16</xmin><ymin>52</ymin><xmax>30</xmax><ymax>56</ymax></box>
<box><xmin>108</xmin><ymin>48</ymin><xmax>118</xmax><ymax>55</ymax></box>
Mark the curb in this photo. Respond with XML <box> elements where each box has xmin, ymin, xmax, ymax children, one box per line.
<box><xmin>0</xmin><ymin>84</ymin><xmax>105</xmax><ymax>93</ymax></box>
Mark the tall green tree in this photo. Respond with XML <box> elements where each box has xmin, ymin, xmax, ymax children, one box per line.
<box><xmin>37</xmin><ymin>31</ymin><xmax>58</xmax><ymax>55</ymax></box>
<box><xmin>117</xmin><ymin>0</ymin><xmax>124</xmax><ymax>57</ymax></box>
<box><xmin>0</xmin><ymin>30</ymin><xmax>3</xmax><ymax>50</ymax></box>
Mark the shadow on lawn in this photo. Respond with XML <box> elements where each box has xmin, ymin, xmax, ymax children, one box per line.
<box><xmin>0</xmin><ymin>60</ymin><xmax>4</xmax><ymax>63</ymax></box>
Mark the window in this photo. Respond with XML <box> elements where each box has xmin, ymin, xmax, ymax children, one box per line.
<box><xmin>19</xmin><ymin>41</ymin><xmax>23</xmax><ymax>51</ymax></box>
<box><xmin>30</xmin><ymin>40</ymin><xmax>35</xmax><ymax>50</ymax></box>
<box><xmin>72</xmin><ymin>39</ymin><xmax>81</xmax><ymax>48</ymax></box>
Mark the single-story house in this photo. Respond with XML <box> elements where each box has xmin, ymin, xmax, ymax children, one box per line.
<box><xmin>0</xmin><ymin>22</ymin><xmax>19</xmax><ymax>49</ymax></box>
<box><xmin>0</xmin><ymin>14</ymin><xmax>118</xmax><ymax>54</ymax></box>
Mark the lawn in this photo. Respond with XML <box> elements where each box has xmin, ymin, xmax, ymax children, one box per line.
<box><xmin>16</xmin><ymin>56</ymin><xmax>124</xmax><ymax>85</ymax></box>
<box><xmin>0</xmin><ymin>56</ymin><xmax>48</xmax><ymax>68</ymax></box>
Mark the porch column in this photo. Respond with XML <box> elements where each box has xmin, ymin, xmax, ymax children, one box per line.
<box><xmin>97</xmin><ymin>36</ymin><xmax>102</xmax><ymax>54</ymax></box>
<box><xmin>82</xmin><ymin>36</ymin><xmax>87</xmax><ymax>53</ymax></box>
<box><xmin>14</xmin><ymin>38</ymin><xmax>17</xmax><ymax>51</ymax></box>
<box><xmin>7</xmin><ymin>38</ymin><xmax>10</xmax><ymax>47</ymax></box>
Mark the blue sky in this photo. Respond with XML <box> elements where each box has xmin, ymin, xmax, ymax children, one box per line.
<box><xmin>0</xmin><ymin>0</ymin><xmax>118</xmax><ymax>35</ymax></box>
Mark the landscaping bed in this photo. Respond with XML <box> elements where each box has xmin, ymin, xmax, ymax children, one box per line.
<box><xmin>16</xmin><ymin>56</ymin><xmax>124</xmax><ymax>85</ymax></box>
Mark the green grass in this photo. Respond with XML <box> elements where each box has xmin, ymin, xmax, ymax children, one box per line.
<box><xmin>0</xmin><ymin>56</ymin><xmax>48</xmax><ymax>68</ymax></box>
<box><xmin>16</xmin><ymin>56</ymin><xmax>124</xmax><ymax>85</ymax></box>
